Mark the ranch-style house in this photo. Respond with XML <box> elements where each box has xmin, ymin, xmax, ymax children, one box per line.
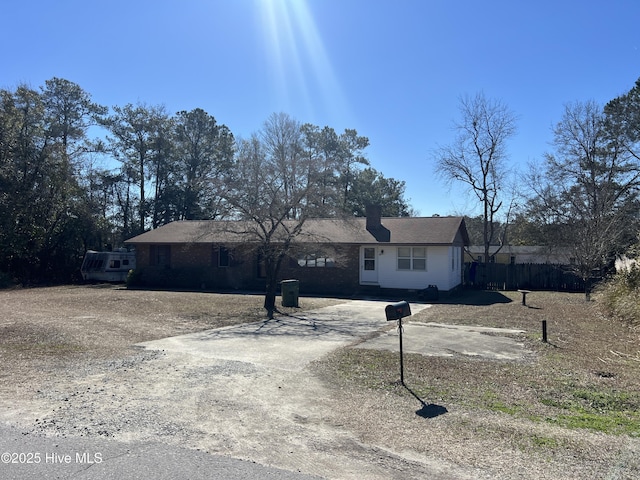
<box><xmin>125</xmin><ymin>207</ymin><xmax>469</xmax><ymax>297</ymax></box>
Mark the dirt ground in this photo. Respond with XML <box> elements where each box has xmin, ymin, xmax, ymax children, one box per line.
<box><xmin>1</xmin><ymin>285</ymin><xmax>639</xmax><ymax>479</ymax></box>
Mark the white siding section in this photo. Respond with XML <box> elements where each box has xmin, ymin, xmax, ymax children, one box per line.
<box><xmin>373</xmin><ymin>245</ymin><xmax>461</xmax><ymax>291</ymax></box>
<box><xmin>446</xmin><ymin>245</ymin><xmax>463</xmax><ymax>290</ymax></box>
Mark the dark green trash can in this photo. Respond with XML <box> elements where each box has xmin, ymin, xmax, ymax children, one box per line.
<box><xmin>281</xmin><ymin>279</ymin><xmax>299</xmax><ymax>307</ymax></box>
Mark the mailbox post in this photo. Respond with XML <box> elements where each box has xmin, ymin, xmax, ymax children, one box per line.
<box><xmin>385</xmin><ymin>301</ymin><xmax>412</xmax><ymax>385</ymax></box>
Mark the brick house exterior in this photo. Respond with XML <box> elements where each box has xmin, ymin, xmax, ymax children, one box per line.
<box><xmin>125</xmin><ymin>210</ymin><xmax>469</xmax><ymax>296</ymax></box>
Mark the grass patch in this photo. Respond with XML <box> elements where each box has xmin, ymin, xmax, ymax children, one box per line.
<box><xmin>549</xmin><ymin>411</ymin><xmax>640</xmax><ymax>436</ymax></box>
<box><xmin>324</xmin><ymin>347</ymin><xmax>640</xmax><ymax>436</ymax></box>
<box><xmin>0</xmin><ymin>285</ymin><xmax>344</xmax><ymax>364</ymax></box>
<box><xmin>539</xmin><ymin>386</ymin><xmax>640</xmax><ymax>435</ymax></box>
<box><xmin>573</xmin><ymin>387</ymin><xmax>638</xmax><ymax>412</ymax></box>
<box><xmin>332</xmin><ymin>349</ymin><xmax>400</xmax><ymax>390</ymax></box>
<box><xmin>530</xmin><ymin>435</ymin><xmax>560</xmax><ymax>449</ymax></box>
<box><xmin>478</xmin><ymin>389</ymin><xmax>523</xmax><ymax>414</ymax></box>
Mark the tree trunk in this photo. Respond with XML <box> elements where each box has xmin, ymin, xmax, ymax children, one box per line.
<box><xmin>263</xmin><ymin>250</ymin><xmax>286</xmax><ymax>319</ymax></box>
<box><xmin>263</xmin><ymin>254</ymin><xmax>278</xmax><ymax>319</ymax></box>
<box><xmin>264</xmin><ymin>272</ymin><xmax>278</xmax><ymax>319</ymax></box>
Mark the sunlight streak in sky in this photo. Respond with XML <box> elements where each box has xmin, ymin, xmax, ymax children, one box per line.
<box><xmin>256</xmin><ymin>0</ymin><xmax>353</xmax><ymax>125</ymax></box>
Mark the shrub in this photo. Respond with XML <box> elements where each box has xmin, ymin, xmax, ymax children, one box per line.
<box><xmin>597</xmin><ymin>264</ymin><xmax>640</xmax><ymax>326</ymax></box>
<box><xmin>125</xmin><ymin>269</ymin><xmax>142</xmax><ymax>288</ymax></box>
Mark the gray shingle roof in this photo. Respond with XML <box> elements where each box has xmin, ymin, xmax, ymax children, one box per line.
<box><xmin>125</xmin><ymin>216</ymin><xmax>469</xmax><ymax>246</ymax></box>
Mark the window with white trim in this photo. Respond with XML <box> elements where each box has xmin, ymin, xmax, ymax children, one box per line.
<box><xmin>397</xmin><ymin>247</ymin><xmax>426</xmax><ymax>271</ymax></box>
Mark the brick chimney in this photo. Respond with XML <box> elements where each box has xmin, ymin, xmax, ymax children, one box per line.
<box><xmin>365</xmin><ymin>204</ymin><xmax>382</xmax><ymax>230</ymax></box>
<box><xmin>365</xmin><ymin>204</ymin><xmax>390</xmax><ymax>242</ymax></box>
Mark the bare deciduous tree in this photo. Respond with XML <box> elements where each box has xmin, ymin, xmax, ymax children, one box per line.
<box><xmin>434</xmin><ymin>92</ymin><xmax>518</xmax><ymax>273</ymax></box>
<box><xmin>221</xmin><ymin>114</ymin><xmax>324</xmax><ymax>318</ymax></box>
<box><xmin>527</xmin><ymin>100</ymin><xmax>640</xmax><ymax>297</ymax></box>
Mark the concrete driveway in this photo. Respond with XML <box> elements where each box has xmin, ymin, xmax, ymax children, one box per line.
<box><xmin>139</xmin><ymin>300</ymin><xmax>411</xmax><ymax>370</ymax></box>
<box><xmin>139</xmin><ymin>299</ymin><xmax>531</xmax><ymax>366</ymax></box>
<box><xmin>356</xmin><ymin>322</ymin><xmax>531</xmax><ymax>361</ymax></box>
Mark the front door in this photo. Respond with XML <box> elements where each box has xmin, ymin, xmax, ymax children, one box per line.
<box><xmin>360</xmin><ymin>247</ymin><xmax>378</xmax><ymax>284</ymax></box>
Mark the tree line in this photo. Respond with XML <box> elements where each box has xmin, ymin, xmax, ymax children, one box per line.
<box><xmin>0</xmin><ymin>78</ymin><xmax>412</xmax><ymax>285</ymax></box>
<box><xmin>434</xmin><ymin>81</ymin><xmax>640</xmax><ymax>290</ymax></box>
<box><xmin>4</xmin><ymin>75</ymin><xmax>640</xmax><ymax>291</ymax></box>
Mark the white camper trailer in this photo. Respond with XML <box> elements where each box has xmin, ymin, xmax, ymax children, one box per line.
<box><xmin>81</xmin><ymin>249</ymin><xmax>136</xmax><ymax>282</ymax></box>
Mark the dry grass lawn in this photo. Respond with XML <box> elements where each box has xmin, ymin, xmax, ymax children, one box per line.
<box><xmin>0</xmin><ymin>284</ymin><xmax>339</xmax><ymax>399</ymax></box>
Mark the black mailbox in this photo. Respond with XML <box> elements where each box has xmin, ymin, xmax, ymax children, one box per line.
<box><xmin>385</xmin><ymin>301</ymin><xmax>412</xmax><ymax>321</ymax></box>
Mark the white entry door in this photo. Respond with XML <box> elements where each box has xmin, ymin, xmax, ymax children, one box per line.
<box><xmin>360</xmin><ymin>247</ymin><xmax>378</xmax><ymax>284</ymax></box>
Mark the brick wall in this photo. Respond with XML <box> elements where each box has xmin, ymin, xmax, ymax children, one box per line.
<box><xmin>279</xmin><ymin>245</ymin><xmax>360</xmax><ymax>295</ymax></box>
<box><xmin>129</xmin><ymin>242</ymin><xmax>362</xmax><ymax>295</ymax></box>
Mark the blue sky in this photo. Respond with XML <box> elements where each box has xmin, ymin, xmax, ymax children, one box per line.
<box><xmin>2</xmin><ymin>0</ymin><xmax>640</xmax><ymax>217</ymax></box>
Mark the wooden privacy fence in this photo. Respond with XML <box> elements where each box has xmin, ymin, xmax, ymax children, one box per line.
<box><xmin>464</xmin><ymin>262</ymin><xmax>586</xmax><ymax>292</ymax></box>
